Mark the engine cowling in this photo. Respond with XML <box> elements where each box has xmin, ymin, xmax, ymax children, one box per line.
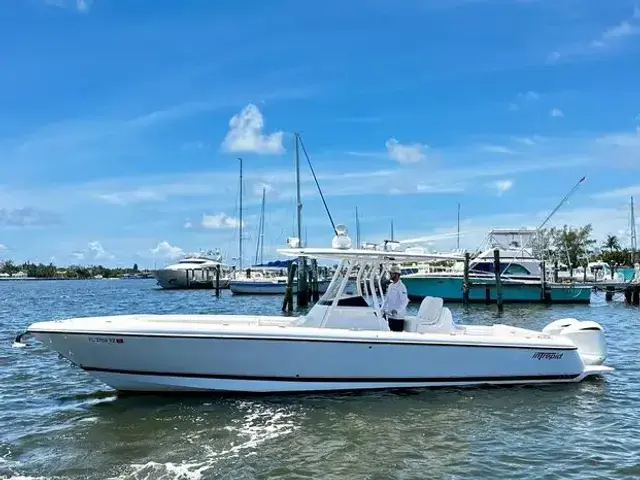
<box><xmin>543</xmin><ymin>319</ymin><xmax>607</xmax><ymax>366</ymax></box>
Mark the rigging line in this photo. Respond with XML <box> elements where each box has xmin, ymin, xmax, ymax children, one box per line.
<box><xmin>297</xmin><ymin>133</ymin><xmax>337</xmax><ymax>235</ymax></box>
<box><xmin>537</xmin><ymin>176</ymin><xmax>586</xmax><ymax>231</ymax></box>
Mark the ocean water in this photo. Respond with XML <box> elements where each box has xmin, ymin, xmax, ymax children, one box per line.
<box><xmin>1</xmin><ymin>279</ymin><xmax>638</xmax><ymax>480</ymax></box>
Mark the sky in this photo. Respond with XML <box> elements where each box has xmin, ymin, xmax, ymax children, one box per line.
<box><xmin>1</xmin><ymin>0</ymin><xmax>640</xmax><ymax>268</ymax></box>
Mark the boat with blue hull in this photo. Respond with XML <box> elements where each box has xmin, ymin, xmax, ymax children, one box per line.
<box><xmin>403</xmin><ymin>276</ymin><xmax>592</xmax><ymax>303</ymax></box>
<box><xmin>402</xmin><ymin>229</ymin><xmax>593</xmax><ymax>304</ymax></box>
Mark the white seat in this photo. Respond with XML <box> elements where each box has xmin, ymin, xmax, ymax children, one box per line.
<box><xmin>404</xmin><ymin>297</ymin><xmax>443</xmax><ymax>332</ymax></box>
<box><xmin>416</xmin><ymin>307</ymin><xmax>459</xmax><ymax>335</ymax></box>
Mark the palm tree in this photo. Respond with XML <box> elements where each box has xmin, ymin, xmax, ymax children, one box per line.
<box><xmin>604</xmin><ymin>235</ymin><xmax>621</xmax><ymax>251</ymax></box>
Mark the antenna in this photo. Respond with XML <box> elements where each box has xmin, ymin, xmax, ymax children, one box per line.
<box><xmin>537</xmin><ymin>176</ymin><xmax>586</xmax><ymax>231</ymax></box>
<box><xmin>631</xmin><ymin>196</ymin><xmax>637</xmax><ymax>258</ymax></box>
<box><xmin>295</xmin><ymin>134</ymin><xmax>303</xmax><ymax>247</ymax></box>
<box><xmin>391</xmin><ymin>220</ymin><xmax>395</xmax><ymax>242</ymax></box>
<box><xmin>238</xmin><ymin>157</ymin><xmax>243</xmax><ymax>271</ymax></box>
<box><xmin>355</xmin><ymin>207</ymin><xmax>361</xmax><ymax>249</ymax></box>
<box><xmin>457</xmin><ymin>202</ymin><xmax>460</xmax><ymax>250</ymax></box>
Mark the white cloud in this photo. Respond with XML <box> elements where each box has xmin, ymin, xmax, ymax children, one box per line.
<box><xmin>508</xmin><ymin>103</ymin><xmax>520</xmax><ymax>112</ymax></box>
<box><xmin>592</xmin><ymin>185</ymin><xmax>640</xmax><ymax>200</ymax></box>
<box><xmin>491</xmin><ymin>179</ymin><xmax>514</xmax><ymax>195</ymax></box>
<box><xmin>184</xmin><ymin>220</ymin><xmax>193</xmax><ymax>229</ymax></box>
<box><xmin>44</xmin><ymin>0</ymin><xmax>93</xmax><ymax>12</ymax></box>
<box><xmin>98</xmin><ymin>189</ymin><xmax>163</xmax><ymax>205</ymax></box>
<box><xmin>550</xmin><ymin>108</ymin><xmax>564</xmax><ymax>118</ymax></box>
<box><xmin>385</xmin><ymin>138</ymin><xmax>428</xmax><ymax>164</ymax></box>
<box><xmin>253</xmin><ymin>182</ymin><xmax>273</xmax><ymax>196</ymax></box>
<box><xmin>201</xmin><ymin>213</ymin><xmax>243</xmax><ymax>229</ymax></box>
<box><xmin>512</xmin><ymin>136</ymin><xmax>538</xmax><ymax>146</ymax></box>
<box><xmin>549</xmin><ymin>8</ymin><xmax>640</xmax><ymax>62</ymax></box>
<box><xmin>88</xmin><ymin>241</ymin><xmax>113</xmax><ymax>260</ymax></box>
<box><xmin>221</xmin><ymin>104</ymin><xmax>284</xmax><ymax>155</ymax></box>
<box><xmin>518</xmin><ymin>91</ymin><xmax>540</xmax><ymax>101</ymax></box>
<box><xmin>0</xmin><ymin>243</ymin><xmax>7</xmax><ymax>252</ymax></box>
<box><xmin>150</xmin><ymin>241</ymin><xmax>184</xmax><ymax>260</ymax></box>
<box><xmin>479</xmin><ymin>144</ymin><xmax>517</xmax><ymax>154</ymax></box>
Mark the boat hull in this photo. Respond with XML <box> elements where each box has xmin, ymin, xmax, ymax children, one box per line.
<box><xmin>403</xmin><ymin>276</ymin><xmax>592</xmax><ymax>303</ymax></box>
<box><xmin>154</xmin><ymin>269</ymin><xmax>230</xmax><ymax>290</ymax></box>
<box><xmin>29</xmin><ymin>328</ymin><xmax>603</xmax><ymax>393</ymax></box>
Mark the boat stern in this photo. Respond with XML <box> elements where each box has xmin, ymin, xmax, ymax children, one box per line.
<box><xmin>543</xmin><ymin>319</ymin><xmax>609</xmax><ymax>367</ymax></box>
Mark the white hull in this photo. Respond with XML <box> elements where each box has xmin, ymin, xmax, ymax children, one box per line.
<box><xmin>154</xmin><ymin>269</ymin><xmax>229</xmax><ymax>289</ymax></box>
<box><xmin>27</xmin><ymin>314</ymin><xmax>611</xmax><ymax>393</ymax></box>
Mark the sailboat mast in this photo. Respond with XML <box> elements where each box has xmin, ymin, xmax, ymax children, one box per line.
<box><xmin>390</xmin><ymin>220</ymin><xmax>394</xmax><ymax>242</ymax></box>
<box><xmin>457</xmin><ymin>203</ymin><xmax>460</xmax><ymax>250</ymax></box>
<box><xmin>631</xmin><ymin>196</ymin><xmax>637</xmax><ymax>261</ymax></box>
<box><xmin>260</xmin><ymin>187</ymin><xmax>266</xmax><ymax>265</ymax></box>
<box><xmin>238</xmin><ymin>157</ymin><xmax>243</xmax><ymax>271</ymax></box>
<box><xmin>356</xmin><ymin>207</ymin><xmax>361</xmax><ymax>248</ymax></box>
<box><xmin>295</xmin><ymin>133</ymin><xmax>303</xmax><ymax>246</ymax></box>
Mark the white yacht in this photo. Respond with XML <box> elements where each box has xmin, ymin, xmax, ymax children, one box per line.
<box><xmin>16</xmin><ymin>226</ymin><xmax>612</xmax><ymax>393</ymax></box>
<box><xmin>154</xmin><ymin>251</ymin><xmax>229</xmax><ymax>290</ymax></box>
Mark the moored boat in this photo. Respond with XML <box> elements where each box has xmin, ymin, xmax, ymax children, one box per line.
<box><xmin>15</xmin><ymin>226</ymin><xmax>612</xmax><ymax>394</ymax></box>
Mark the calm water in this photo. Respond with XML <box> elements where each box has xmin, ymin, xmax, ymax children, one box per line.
<box><xmin>1</xmin><ymin>279</ymin><xmax>638</xmax><ymax>480</ymax></box>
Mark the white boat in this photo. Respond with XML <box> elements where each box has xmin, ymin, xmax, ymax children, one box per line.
<box><xmin>16</xmin><ymin>227</ymin><xmax>612</xmax><ymax>393</ymax></box>
<box><xmin>154</xmin><ymin>251</ymin><xmax>230</xmax><ymax>290</ymax></box>
<box><xmin>230</xmin><ymin>275</ymin><xmax>331</xmax><ymax>295</ymax></box>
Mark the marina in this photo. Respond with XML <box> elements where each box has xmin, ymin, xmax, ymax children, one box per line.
<box><xmin>1</xmin><ymin>275</ymin><xmax>638</xmax><ymax>479</ymax></box>
<box><xmin>3</xmin><ymin>1</ymin><xmax>640</xmax><ymax>478</ymax></box>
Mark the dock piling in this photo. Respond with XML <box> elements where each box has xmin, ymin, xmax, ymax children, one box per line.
<box><xmin>311</xmin><ymin>259</ymin><xmax>319</xmax><ymax>302</ymax></box>
<box><xmin>540</xmin><ymin>261</ymin><xmax>550</xmax><ymax>303</ymax></box>
<box><xmin>215</xmin><ymin>265</ymin><xmax>220</xmax><ymax>297</ymax></box>
<box><xmin>493</xmin><ymin>249</ymin><xmax>503</xmax><ymax>312</ymax></box>
<box><xmin>553</xmin><ymin>260</ymin><xmax>559</xmax><ymax>283</ymax></box>
<box><xmin>282</xmin><ymin>262</ymin><xmax>298</xmax><ymax>312</ymax></box>
<box><xmin>462</xmin><ymin>252</ymin><xmax>470</xmax><ymax>305</ymax></box>
<box><xmin>297</xmin><ymin>257</ymin><xmax>309</xmax><ymax>307</ymax></box>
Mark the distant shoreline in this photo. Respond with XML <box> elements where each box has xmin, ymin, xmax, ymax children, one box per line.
<box><xmin>0</xmin><ymin>277</ymin><xmax>155</xmax><ymax>282</ymax></box>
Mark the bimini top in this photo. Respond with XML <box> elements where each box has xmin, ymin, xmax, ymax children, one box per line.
<box><xmin>277</xmin><ymin>246</ymin><xmax>461</xmax><ymax>262</ymax></box>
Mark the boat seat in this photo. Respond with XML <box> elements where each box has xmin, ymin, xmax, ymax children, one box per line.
<box><xmin>404</xmin><ymin>297</ymin><xmax>443</xmax><ymax>332</ymax></box>
<box><xmin>415</xmin><ymin>307</ymin><xmax>459</xmax><ymax>335</ymax></box>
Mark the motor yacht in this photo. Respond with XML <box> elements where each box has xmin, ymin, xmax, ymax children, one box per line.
<box><xmin>15</xmin><ymin>226</ymin><xmax>612</xmax><ymax>393</ymax></box>
<box><xmin>154</xmin><ymin>250</ymin><xmax>230</xmax><ymax>289</ymax></box>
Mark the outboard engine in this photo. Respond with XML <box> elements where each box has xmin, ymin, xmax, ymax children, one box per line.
<box><xmin>543</xmin><ymin>320</ymin><xmax>607</xmax><ymax>366</ymax></box>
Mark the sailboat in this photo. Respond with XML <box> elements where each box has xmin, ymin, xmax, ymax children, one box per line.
<box><xmin>229</xmin><ymin>186</ymin><xmax>330</xmax><ymax>294</ymax></box>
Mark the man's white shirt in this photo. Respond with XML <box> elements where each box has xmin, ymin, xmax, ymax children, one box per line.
<box><xmin>383</xmin><ymin>280</ymin><xmax>409</xmax><ymax>318</ymax></box>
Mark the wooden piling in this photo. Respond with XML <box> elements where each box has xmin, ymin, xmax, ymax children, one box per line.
<box><xmin>311</xmin><ymin>259</ymin><xmax>319</xmax><ymax>302</ymax></box>
<box><xmin>297</xmin><ymin>257</ymin><xmax>309</xmax><ymax>307</ymax></box>
<box><xmin>462</xmin><ymin>252</ymin><xmax>470</xmax><ymax>304</ymax></box>
<box><xmin>605</xmin><ymin>286</ymin><xmax>614</xmax><ymax>302</ymax></box>
<box><xmin>553</xmin><ymin>260</ymin><xmax>559</xmax><ymax>283</ymax></box>
<box><xmin>633</xmin><ymin>286</ymin><xmax>640</xmax><ymax>306</ymax></box>
<box><xmin>493</xmin><ymin>249</ymin><xmax>503</xmax><ymax>312</ymax></box>
<box><xmin>540</xmin><ymin>261</ymin><xmax>547</xmax><ymax>303</ymax></box>
<box><xmin>215</xmin><ymin>265</ymin><xmax>220</xmax><ymax>297</ymax></box>
<box><xmin>282</xmin><ymin>262</ymin><xmax>298</xmax><ymax>312</ymax></box>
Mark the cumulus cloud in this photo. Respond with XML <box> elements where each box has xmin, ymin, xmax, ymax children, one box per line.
<box><xmin>0</xmin><ymin>243</ymin><xmax>7</xmax><ymax>252</ymax></box>
<box><xmin>151</xmin><ymin>241</ymin><xmax>184</xmax><ymax>260</ymax></box>
<box><xmin>201</xmin><ymin>213</ymin><xmax>243</xmax><ymax>229</ymax></box>
<box><xmin>491</xmin><ymin>179</ymin><xmax>514</xmax><ymax>195</ymax></box>
<box><xmin>550</xmin><ymin>108</ymin><xmax>564</xmax><ymax>118</ymax></box>
<box><xmin>221</xmin><ymin>104</ymin><xmax>284</xmax><ymax>155</ymax></box>
<box><xmin>385</xmin><ymin>138</ymin><xmax>428</xmax><ymax>164</ymax></box>
<box><xmin>72</xmin><ymin>241</ymin><xmax>114</xmax><ymax>262</ymax></box>
<box><xmin>0</xmin><ymin>207</ymin><xmax>61</xmax><ymax>227</ymax></box>
<box><xmin>184</xmin><ymin>220</ymin><xmax>193</xmax><ymax>229</ymax></box>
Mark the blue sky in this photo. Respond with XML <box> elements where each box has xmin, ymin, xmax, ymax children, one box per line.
<box><xmin>1</xmin><ymin>0</ymin><xmax>640</xmax><ymax>267</ymax></box>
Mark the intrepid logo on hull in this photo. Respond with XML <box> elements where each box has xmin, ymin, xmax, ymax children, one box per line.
<box><xmin>532</xmin><ymin>352</ymin><xmax>563</xmax><ymax>360</ymax></box>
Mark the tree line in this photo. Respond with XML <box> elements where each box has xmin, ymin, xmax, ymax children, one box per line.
<box><xmin>533</xmin><ymin>224</ymin><xmax>637</xmax><ymax>269</ymax></box>
<box><xmin>0</xmin><ymin>261</ymin><xmax>151</xmax><ymax>279</ymax></box>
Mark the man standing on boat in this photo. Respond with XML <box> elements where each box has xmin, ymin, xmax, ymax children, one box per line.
<box><xmin>383</xmin><ymin>265</ymin><xmax>409</xmax><ymax>332</ymax></box>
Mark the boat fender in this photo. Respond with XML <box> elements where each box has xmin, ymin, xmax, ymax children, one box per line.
<box><xmin>557</xmin><ymin>321</ymin><xmax>607</xmax><ymax>366</ymax></box>
<box><xmin>541</xmin><ymin>318</ymin><xmax>580</xmax><ymax>336</ymax></box>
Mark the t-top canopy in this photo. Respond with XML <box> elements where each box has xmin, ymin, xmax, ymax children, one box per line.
<box><xmin>277</xmin><ymin>247</ymin><xmax>462</xmax><ymax>263</ymax></box>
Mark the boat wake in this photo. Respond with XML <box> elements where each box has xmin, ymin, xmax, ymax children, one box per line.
<box><xmin>111</xmin><ymin>401</ymin><xmax>301</xmax><ymax>480</ymax></box>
